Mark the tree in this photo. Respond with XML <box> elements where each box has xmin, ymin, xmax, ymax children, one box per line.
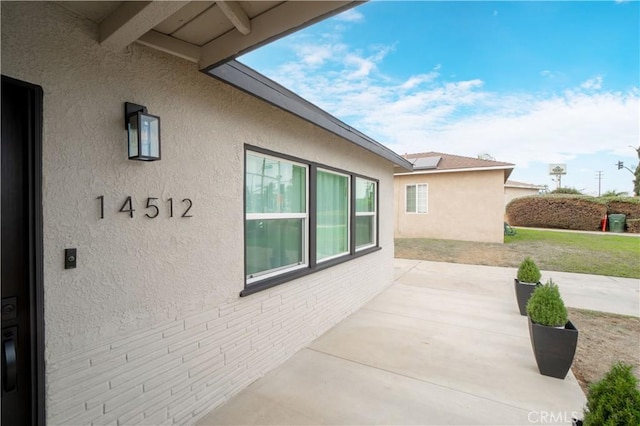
<box><xmin>550</xmin><ymin>187</ymin><xmax>582</xmax><ymax>195</ymax></box>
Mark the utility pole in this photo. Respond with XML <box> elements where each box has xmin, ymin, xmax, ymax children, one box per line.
<box><xmin>595</xmin><ymin>171</ymin><xmax>604</xmax><ymax>196</ymax></box>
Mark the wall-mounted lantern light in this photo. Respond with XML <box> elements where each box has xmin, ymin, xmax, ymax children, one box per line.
<box><xmin>124</xmin><ymin>102</ymin><xmax>161</xmax><ymax>161</ymax></box>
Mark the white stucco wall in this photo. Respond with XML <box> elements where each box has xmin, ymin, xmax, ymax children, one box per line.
<box><xmin>2</xmin><ymin>3</ymin><xmax>395</xmax><ymax>424</ymax></box>
<box><xmin>505</xmin><ymin>186</ymin><xmax>541</xmax><ymax>207</ymax></box>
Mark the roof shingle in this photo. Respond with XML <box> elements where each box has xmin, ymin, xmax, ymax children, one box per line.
<box><xmin>404</xmin><ymin>151</ymin><xmax>514</xmax><ymax>171</ymax></box>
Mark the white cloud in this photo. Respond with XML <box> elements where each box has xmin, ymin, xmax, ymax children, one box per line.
<box><xmin>295</xmin><ymin>43</ymin><xmax>345</xmax><ymax>67</ymax></box>
<box><xmin>334</xmin><ymin>9</ymin><xmax>365</xmax><ymax>23</ymax></box>
<box><xmin>246</xmin><ymin>39</ymin><xmax>640</xmax><ymax>174</ymax></box>
<box><xmin>581</xmin><ymin>75</ymin><xmax>603</xmax><ymax>90</ymax></box>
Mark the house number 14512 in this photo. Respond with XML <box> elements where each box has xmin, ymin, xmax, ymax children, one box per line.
<box><xmin>96</xmin><ymin>196</ymin><xmax>193</xmax><ymax>219</ymax></box>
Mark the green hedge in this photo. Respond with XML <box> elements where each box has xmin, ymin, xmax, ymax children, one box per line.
<box><xmin>627</xmin><ymin>218</ymin><xmax>640</xmax><ymax>234</ymax></box>
<box><xmin>506</xmin><ymin>195</ymin><xmax>640</xmax><ymax>232</ymax></box>
<box><xmin>604</xmin><ymin>197</ymin><xmax>640</xmax><ymax>219</ymax></box>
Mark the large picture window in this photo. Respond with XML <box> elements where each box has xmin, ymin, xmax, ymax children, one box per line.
<box><xmin>406</xmin><ymin>183</ymin><xmax>428</xmax><ymax>214</ymax></box>
<box><xmin>245</xmin><ymin>153</ymin><xmax>308</xmax><ymax>282</ymax></box>
<box><xmin>355</xmin><ymin>177</ymin><xmax>377</xmax><ymax>250</ymax></box>
<box><xmin>244</xmin><ymin>148</ymin><xmax>380</xmax><ymax>293</ymax></box>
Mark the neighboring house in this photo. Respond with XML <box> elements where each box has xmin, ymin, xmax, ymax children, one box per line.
<box><xmin>1</xmin><ymin>2</ymin><xmax>413</xmax><ymax>425</ymax></box>
<box><xmin>505</xmin><ymin>180</ymin><xmax>546</xmax><ymax>206</ymax></box>
<box><xmin>394</xmin><ymin>152</ymin><xmax>515</xmax><ymax>243</ymax></box>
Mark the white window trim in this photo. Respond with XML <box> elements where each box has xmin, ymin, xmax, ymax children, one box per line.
<box><xmin>355</xmin><ymin>179</ymin><xmax>377</xmax><ymax>251</ymax></box>
<box><xmin>316</xmin><ymin>168</ymin><xmax>351</xmax><ymax>263</ymax></box>
<box><xmin>405</xmin><ymin>183</ymin><xmax>428</xmax><ymax>214</ymax></box>
<box><xmin>245</xmin><ymin>152</ymin><xmax>309</xmax><ymax>281</ymax></box>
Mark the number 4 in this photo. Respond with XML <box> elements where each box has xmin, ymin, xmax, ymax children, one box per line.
<box><xmin>119</xmin><ymin>196</ymin><xmax>135</xmax><ymax>218</ymax></box>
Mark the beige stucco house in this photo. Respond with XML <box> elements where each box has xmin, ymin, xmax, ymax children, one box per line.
<box><xmin>394</xmin><ymin>152</ymin><xmax>515</xmax><ymax>243</ymax></box>
<box><xmin>505</xmin><ymin>180</ymin><xmax>546</xmax><ymax>206</ymax></box>
<box><xmin>1</xmin><ymin>2</ymin><xmax>413</xmax><ymax>425</ymax></box>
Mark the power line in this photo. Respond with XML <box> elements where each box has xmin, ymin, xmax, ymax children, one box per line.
<box><xmin>595</xmin><ymin>171</ymin><xmax>604</xmax><ymax>196</ymax></box>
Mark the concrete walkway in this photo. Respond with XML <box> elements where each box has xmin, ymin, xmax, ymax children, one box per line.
<box><xmin>198</xmin><ymin>260</ymin><xmax>639</xmax><ymax>425</ymax></box>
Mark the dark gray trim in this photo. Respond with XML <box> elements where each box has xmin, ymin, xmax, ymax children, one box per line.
<box><xmin>206</xmin><ymin>61</ymin><xmax>413</xmax><ymax>172</ymax></box>
<box><xmin>31</xmin><ymin>79</ymin><xmax>45</xmax><ymax>426</ymax></box>
<box><xmin>241</xmin><ymin>145</ymin><xmax>382</xmax><ymax>297</ymax></box>
<box><xmin>240</xmin><ymin>247</ymin><xmax>381</xmax><ymax>297</ymax></box>
<box><xmin>1</xmin><ymin>75</ymin><xmax>45</xmax><ymax>426</ymax></box>
<box><xmin>349</xmin><ymin>177</ymin><xmax>356</xmax><ymax>256</ymax></box>
<box><xmin>308</xmin><ymin>164</ymin><xmax>318</xmax><ymax>269</ymax></box>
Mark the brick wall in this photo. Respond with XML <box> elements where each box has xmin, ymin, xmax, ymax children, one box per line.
<box><xmin>46</xmin><ymin>253</ymin><xmax>391</xmax><ymax>425</ymax></box>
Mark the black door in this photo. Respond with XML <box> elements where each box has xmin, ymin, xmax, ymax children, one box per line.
<box><xmin>1</xmin><ymin>75</ymin><xmax>44</xmax><ymax>426</ymax></box>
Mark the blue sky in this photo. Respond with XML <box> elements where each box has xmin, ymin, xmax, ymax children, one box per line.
<box><xmin>240</xmin><ymin>1</ymin><xmax>640</xmax><ymax>195</ymax></box>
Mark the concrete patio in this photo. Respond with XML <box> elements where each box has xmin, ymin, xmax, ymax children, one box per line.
<box><xmin>198</xmin><ymin>259</ymin><xmax>639</xmax><ymax>425</ymax></box>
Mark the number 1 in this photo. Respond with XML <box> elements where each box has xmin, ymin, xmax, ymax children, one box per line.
<box><xmin>97</xmin><ymin>195</ymin><xmax>104</xmax><ymax>219</ymax></box>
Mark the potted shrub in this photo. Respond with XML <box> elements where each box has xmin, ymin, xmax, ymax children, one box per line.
<box><xmin>526</xmin><ymin>279</ymin><xmax>578</xmax><ymax>379</ymax></box>
<box><xmin>514</xmin><ymin>257</ymin><xmax>541</xmax><ymax>315</ymax></box>
<box><xmin>572</xmin><ymin>362</ymin><xmax>640</xmax><ymax>425</ymax></box>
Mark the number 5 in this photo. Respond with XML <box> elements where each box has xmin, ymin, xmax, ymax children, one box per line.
<box><xmin>145</xmin><ymin>197</ymin><xmax>159</xmax><ymax>218</ymax></box>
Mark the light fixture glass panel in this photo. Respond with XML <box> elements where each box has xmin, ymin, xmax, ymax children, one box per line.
<box><xmin>140</xmin><ymin>114</ymin><xmax>160</xmax><ymax>158</ymax></box>
<box><xmin>128</xmin><ymin>113</ymin><xmax>139</xmax><ymax>158</ymax></box>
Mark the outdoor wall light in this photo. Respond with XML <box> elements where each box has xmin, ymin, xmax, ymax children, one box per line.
<box><xmin>124</xmin><ymin>102</ymin><xmax>161</xmax><ymax>161</ymax></box>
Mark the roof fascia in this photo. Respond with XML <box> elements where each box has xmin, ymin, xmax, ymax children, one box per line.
<box><xmin>395</xmin><ymin>165</ymin><xmax>515</xmax><ymax>176</ymax></box>
<box><xmin>205</xmin><ymin>61</ymin><xmax>414</xmax><ymax>172</ymax></box>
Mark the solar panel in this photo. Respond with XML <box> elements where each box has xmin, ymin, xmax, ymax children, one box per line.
<box><xmin>413</xmin><ymin>156</ymin><xmax>441</xmax><ymax>170</ymax></box>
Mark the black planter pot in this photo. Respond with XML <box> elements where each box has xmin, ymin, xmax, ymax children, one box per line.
<box><xmin>514</xmin><ymin>279</ymin><xmax>539</xmax><ymax>316</ymax></box>
<box><xmin>528</xmin><ymin>317</ymin><xmax>578</xmax><ymax>379</ymax></box>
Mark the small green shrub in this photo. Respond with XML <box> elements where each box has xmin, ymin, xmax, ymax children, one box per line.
<box><xmin>526</xmin><ymin>279</ymin><xmax>567</xmax><ymax>327</ymax></box>
<box><xmin>551</xmin><ymin>187</ymin><xmax>583</xmax><ymax>195</ymax></box>
<box><xmin>517</xmin><ymin>257</ymin><xmax>541</xmax><ymax>283</ymax></box>
<box><xmin>583</xmin><ymin>362</ymin><xmax>640</xmax><ymax>426</ymax></box>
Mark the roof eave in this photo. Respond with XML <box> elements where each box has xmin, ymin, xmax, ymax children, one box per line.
<box><xmin>206</xmin><ymin>60</ymin><xmax>414</xmax><ymax>172</ymax></box>
<box><xmin>395</xmin><ymin>165</ymin><xmax>515</xmax><ymax>176</ymax></box>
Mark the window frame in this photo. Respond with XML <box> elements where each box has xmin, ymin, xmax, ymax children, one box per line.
<box><xmin>243</xmin><ymin>146</ymin><xmax>380</xmax><ymax>296</ymax></box>
<box><xmin>405</xmin><ymin>183</ymin><xmax>428</xmax><ymax>214</ymax></box>
<box><xmin>245</xmin><ymin>151</ymin><xmax>309</xmax><ymax>284</ymax></box>
<box><xmin>354</xmin><ymin>177</ymin><xmax>377</xmax><ymax>251</ymax></box>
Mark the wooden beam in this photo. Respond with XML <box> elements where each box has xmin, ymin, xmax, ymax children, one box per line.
<box><xmin>217</xmin><ymin>1</ymin><xmax>251</xmax><ymax>36</ymax></box>
<box><xmin>100</xmin><ymin>1</ymin><xmax>188</xmax><ymax>51</ymax></box>
<box><xmin>137</xmin><ymin>31</ymin><xmax>200</xmax><ymax>63</ymax></box>
<box><xmin>199</xmin><ymin>1</ymin><xmax>362</xmax><ymax>70</ymax></box>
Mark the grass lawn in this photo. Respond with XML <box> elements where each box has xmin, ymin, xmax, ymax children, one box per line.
<box><xmin>395</xmin><ymin>228</ymin><xmax>640</xmax><ymax>278</ymax></box>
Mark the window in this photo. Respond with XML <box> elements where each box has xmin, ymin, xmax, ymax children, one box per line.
<box><xmin>317</xmin><ymin>170</ymin><xmax>350</xmax><ymax>262</ymax></box>
<box><xmin>406</xmin><ymin>184</ymin><xmax>428</xmax><ymax>214</ymax></box>
<box><xmin>355</xmin><ymin>177</ymin><xmax>376</xmax><ymax>250</ymax></box>
<box><xmin>244</xmin><ymin>148</ymin><xmax>380</xmax><ymax>293</ymax></box>
<box><xmin>245</xmin><ymin>152</ymin><xmax>308</xmax><ymax>282</ymax></box>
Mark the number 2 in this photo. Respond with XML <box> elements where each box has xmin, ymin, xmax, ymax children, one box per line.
<box><xmin>181</xmin><ymin>199</ymin><xmax>193</xmax><ymax>218</ymax></box>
